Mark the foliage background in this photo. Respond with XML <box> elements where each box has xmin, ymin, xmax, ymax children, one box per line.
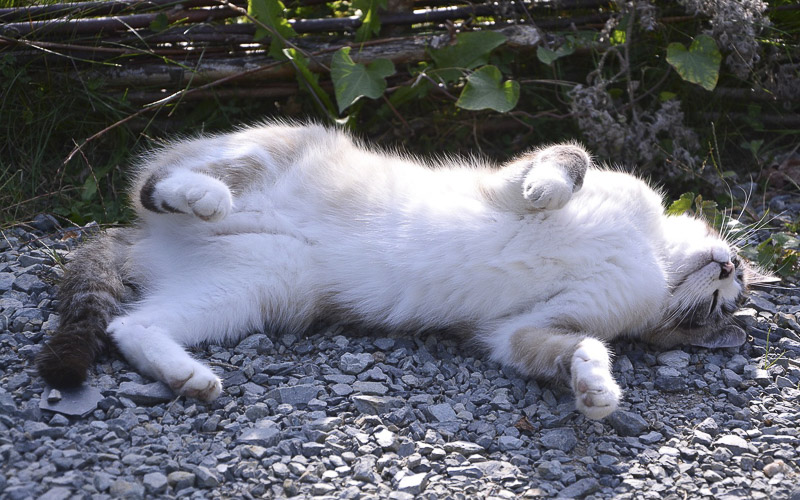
<box><xmin>0</xmin><ymin>0</ymin><xmax>798</xmax><ymax>229</ymax></box>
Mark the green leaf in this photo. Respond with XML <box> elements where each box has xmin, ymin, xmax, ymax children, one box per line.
<box><xmin>283</xmin><ymin>48</ymin><xmax>336</xmax><ymax>118</ymax></box>
<box><xmin>331</xmin><ymin>47</ymin><xmax>395</xmax><ymax>113</ymax></box>
<box><xmin>666</xmin><ymin>35</ymin><xmax>721</xmax><ymax>91</ymax></box>
<box><xmin>659</xmin><ymin>91</ymin><xmax>677</xmax><ymax>101</ymax></box>
<box><xmin>455</xmin><ymin>65</ymin><xmax>519</xmax><ymax>113</ymax></box>
<box><xmin>610</xmin><ymin>29</ymin><xmax>626</xmax><ymax>45</ymax></box>
<box><xmin>389</xmin><ymin>80</ymin><xmax>431</xmax><ymax>107</ymax></box>
<box><xmin>82</xmin><ymin>175</ymin><xmax>97</xmax><ymax>202</ymax></box>
<box><xmin>430</xmin><ymin>31</ymin><xmax>507</xmax><ymax>83</ymax></box>
<box><xmin>353</xmin><ymin>0</ymin><xmax>387</xmax><ymax>42</ymax></box>
<box><xmin>149</xmin><ymin>13</ymin><xmax>169</xmax><ymax>32</ymax></box>
<box><xmin>773</xmin><ymin>232</ymin><xmax>800</xmax><ymax>249</ymax></box>
<box><xmin>248</xmin><ymin>0</ymin><xmax>297</xmax><ymax>58</ymax></box>
<box><xmin>666</xmin><ymin>192</ymin><xmax>695</xmax><ymax>215</ymax></box>
<box><xmin>536</xmin><ymin>43</ymin><xmax>575</xmax><ymax>65</ymax></box>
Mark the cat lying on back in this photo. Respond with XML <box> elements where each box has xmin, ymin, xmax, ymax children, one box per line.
<box><xmin>37</xmin><ymin>122</ymin><xmax>755</xmax><ymax>419</ymax></box>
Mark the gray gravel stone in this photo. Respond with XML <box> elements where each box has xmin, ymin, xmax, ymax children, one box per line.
<box><xmin>541</xmin><ymin>428</ymin><xmax>577</xmax><ymax>452</ymax></box>
<box><xmin>109</xmin><ymin>479</ymin><xmax>145</xmax><ymax>499</ymax></box>
<box><xmin>238</xmin><ymin>425</ymin><xmax>281</xmax><ymax>447</ymax></box>
<box><xmin>443</xmin><ymin>441</ymin><xmax>485</xmax><ymax>455</ymax></box>
<box><xmin>12</xmin><ymin>274</ymin><xmax>47</xmax><ymax>294</ymax></box>
<box><xmin>656</xmin><ymin>350</ymin><xmax>690</xmax><ymax>368</ymax></box>
<box><xmin>118</xmin><ymin>381</ymin><xmax>175</xmax><ymax>405</ymax></box>
<box><xmin>557</xmin><ymin>478</ymin><xmax>600</xmax><ymax>498</ymax></box>
<box><xmin>714</xmin><ymin>435</ymin><xmax>755</xmax><ymax>455</ymax></box>
<box><xmin>194</xmin><ymin>466</ymin><xmax>220</xmax><ymax>488</ymax></box>
<box><xmin>0</xmin><ymin>272</ymin><xmax>14</xmax><ymax>291</ymax></box>
<box><xmin>655</xmin><ymin>366</ymin><xmax>686</xmax><ymax>392</ymax></box>
<box><xmin>39</xmin><ymin>487</ymin><xmax>72</xmax><ymax>500</ymax></box>
<box><xmin>397</xmin><ymin>472</ymin><xmax>429</xmax><ymax>495</ymax></box>
<box><xmin>266</xmin><ymin>384</ymin><xmax>322</xmax><ymax>407</ymax></box>
<box><xmin>39</xmin><ymin>384</ymin><xmax>103</xmax><ymax>417</ymax></box>
<box><xmin>143</xmin><ymin>472</ymin><xmax>168</xmax><ymax>495</ymax></box>
<box><xmin>425</xmin><ymin>403</ymin><xmax>457</xmax><ymax>422</ymax></box>
<box><xmin>352</xmin><ymin>395</ymin><xmax>403</xmax><ymax>415</ymax></box>
<box><xmin>607</xmin><ymin>410</ymin><xmax>649</xmax><ymax>436</ymax></box>
<box><xmin>339</xmin><ymin>353</ymin><xmax>374</xmax><ymax>374</ymax></box>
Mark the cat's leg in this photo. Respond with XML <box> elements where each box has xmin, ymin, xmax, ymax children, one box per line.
<box><xmin>106</xmin><ymin>246</ymin><xmax>315</xmax><ymax>401</ymax></box>
<box><xmin>485</xmin><ymin>320</ymin><xmax>621</xmax><ymax>419</ymax></box>
<box><xmin>107</xmin><ymin>318</ymin><xmax>222</xmax><ymax>400</ymax></box>
<box><xmin>133</xmin><ymin>124</ymin><xmax>341</xmax><ymax>220</ymax></box>
<box><xmin>483</xmin><ymin>143</ymin><xmax>591</xmax><ymax>212</ymax></box>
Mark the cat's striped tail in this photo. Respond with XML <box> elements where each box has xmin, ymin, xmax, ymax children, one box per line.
<box><xmin>36</xmin><ymin>229</ymin><xmax>132</xmax><ymax>388</ymax></box>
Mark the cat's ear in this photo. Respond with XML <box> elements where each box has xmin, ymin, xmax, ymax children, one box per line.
<box><xmin>691</xmin><ymin>325</ymin><xmax>746</xmax><ymax>348</ymax></box>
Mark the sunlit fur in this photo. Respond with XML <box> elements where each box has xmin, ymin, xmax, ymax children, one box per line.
<box><xmin>38</xmin><ymin>122</ymin><xmax>758</xmax><ymax>420</ymax></box>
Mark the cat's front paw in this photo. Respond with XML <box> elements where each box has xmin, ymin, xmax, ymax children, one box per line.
<box><xmin>150</xmin><ymin>171</ymin><xmax>233</xmax><ymax>222</ymax></box>
<box><xmin>164</xmin><ymin>360</ymin><xmax>223</xmax><ymax>401</ymax></box>
<box><xmin>184</xmin><ymin>183</ymin><xmax>232</xmax><ymax>222</ymax></box>
<box><xmin>570</xmin><ymin>338</ymin><xmax>621</xmax><ymax>420</ymax></box>
<box><xmin>523</xmin><ymin>173</ymin><xmax>574</xmax><ymax>210</ymax></box>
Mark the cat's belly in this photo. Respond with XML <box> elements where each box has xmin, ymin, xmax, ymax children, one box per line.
<box><xmin>313</xmin><ymin>205</ymin><xmax>668</xmax><ymax>334</ymax></box>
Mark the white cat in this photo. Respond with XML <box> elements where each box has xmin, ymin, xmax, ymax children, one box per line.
<box><xmin>37</xmin><ymin>122</ymin><xmax>752</xmax><ymax>420</ymax></box>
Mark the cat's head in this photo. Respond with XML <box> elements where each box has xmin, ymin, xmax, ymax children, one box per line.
<box><xmin>651</xmin><ymin>214</ymin><xmax>771</xmax><ymax>349</ymax></box>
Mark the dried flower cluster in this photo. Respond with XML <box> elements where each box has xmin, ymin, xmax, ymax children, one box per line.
<box><xmin>569</xmin><ymin>82</ymin><xmax>700</xmax><ymax>174</ymax></box>
<box><xmin>678</xmin><ymin>0</ymin><xmax>770</xmax><ymax>79</ymax></box>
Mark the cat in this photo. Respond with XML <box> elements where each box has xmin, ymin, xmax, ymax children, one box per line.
<box><xmin>36</xmin><ymin>121</ymin><xmax>755</xmax><ymax>420</ymax></box>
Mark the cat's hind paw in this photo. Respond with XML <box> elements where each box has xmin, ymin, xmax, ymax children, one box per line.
<box><xmin>570</xmin><ymin>338</ymin><xmax>621</xmax><ymax>420</ymax></box>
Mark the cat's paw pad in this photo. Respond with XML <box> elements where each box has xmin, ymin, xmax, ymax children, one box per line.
<box><xmin>571</xmin><ymin>339</ymin><xmax>621</xmax><ymax>420</ymax></box>
<box><xmin>164</xmin><ymin>361</ymin><xmax>223</xmax><ymax>402</ymax></box>
<box><xmin>523</xmin><ymin>176</ymin><xmax>573</xmax><ymax>210</ymax></box>
<box><xmin>185</xmin><ymin>184</ymin><xmax>232</xmax><ymax>222</ymax></box>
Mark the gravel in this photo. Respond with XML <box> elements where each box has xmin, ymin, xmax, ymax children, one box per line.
<box><xmin>1</xmin><ymin>201</ymin><xmax>799</xmax><ymax>499</ymax></box>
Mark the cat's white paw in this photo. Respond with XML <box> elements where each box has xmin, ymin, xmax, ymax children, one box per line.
<box><xmin>108</xmin><ymin>320</ymin><xmax>223</xmax><ymax>402</ymax></box>
<box><xmin>184</xmin><ymin>183</ymin><xmax>232</xmax><ymax>222</ymax></box>
<box><xmin>523</xmin><ymin>167</ymin><xmax>574</xmax><ymax>210</ymax></box>
<box><xmin>570</xmin><ymin>338</ymin><xmax>621</xmax><ymax>420</ymax></box>
<box><xmin>156</xmin><ymin>171</ymin><xmax>233</xmax><ymax>222</ymax></box>
<box><xmin>162</xmin><ymin>359</ymin><xmax>223</xmax><ymax>402</ymax></box>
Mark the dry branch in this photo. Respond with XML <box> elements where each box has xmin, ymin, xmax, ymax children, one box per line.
<box><xmin>0</xmin><ymin>7</ymin><xmax>239</xmax><ymax>37</ymax></box>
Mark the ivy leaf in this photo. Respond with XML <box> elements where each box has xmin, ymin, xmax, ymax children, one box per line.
<box><xmin>353</xmin><ymin>0</ymin><xmax>387</xmax><ymax>42</ymax></box>
<box><xmin>666</xmin><ymin>35</ymin><xmax>721</xmax><ymax>91</ymax></box>
<box><xmin>666</xmin><ymin>192</ymin><xmax>695</xmax><ymax>215</ymax></box>
<box><xmin>536</xmin><ymin>43</ymin><xmax>575</xmax><ymax>65</ymax></box>
<box><xmin>283</xmin><ymin>48</ymin><xmax>337</xmax><ymax>118</ymax></box>
<box><xmin>331</xmin><ymin>47</ymin><xmax>395</xmax><ymax>113</ymax></box>
<box><xmin>455</xmin><ymin>65</ymin><xmax>519</xmax><ymax>113</ymax></box>
<box><xmin>430</xmin><ymin>31</ymin><xmax>507</xmax><ymax>83</ymax></box>
<box><xmin>248</xmin><ymin>0</ymin><xmax>297</xmax><ymax>59</ymax></box>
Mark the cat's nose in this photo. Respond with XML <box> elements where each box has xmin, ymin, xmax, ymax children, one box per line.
<box><xmin>719</xmin><ymin>261</ymin><xmax>735</xmax><ymax>279</ymax></box>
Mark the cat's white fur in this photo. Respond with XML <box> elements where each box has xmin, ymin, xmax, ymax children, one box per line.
<box><xmin>106</xmin><ymin>122</ymin><xmax>745</xmax><ymax>420</ymax></box>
